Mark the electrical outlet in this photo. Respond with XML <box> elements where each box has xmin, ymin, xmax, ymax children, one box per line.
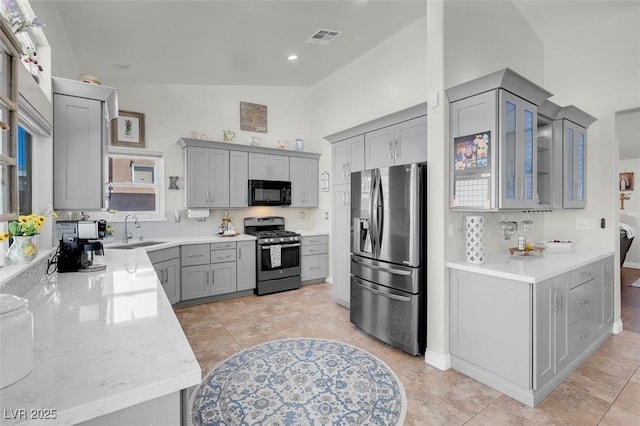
<box><xmin>576</xmin><ymin>218</ymin><xmax>596</xmax><ymax>229</ymax></box>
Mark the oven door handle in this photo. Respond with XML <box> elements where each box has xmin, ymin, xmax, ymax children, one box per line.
<box><xmin>351</xmin><ymin>257</ymin><xmax>411</xmax><ymax>276</ymax></box>
<box><xmin>261</xmin><ymin>243</ymin><xmax>301</xmax><ymax>249</ymax></box>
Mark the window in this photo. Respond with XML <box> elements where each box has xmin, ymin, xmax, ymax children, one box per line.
<box><xmin>106</xmin><ymin>150</ymin><xmax>164</xmax><ymax>220</ymax></box>
<box><xmin>17</xmin><ymin>124</ymin><xmax>31</xmax><ymax>214</ymax></box>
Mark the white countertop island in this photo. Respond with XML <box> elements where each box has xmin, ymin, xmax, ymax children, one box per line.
<box><xmin>0</xmin><ymin>247</ymin><xmax>201</xmax><ymax>425</ymax></box>
<box><xmin>446</xmin><ymin>246</ymin><xmax>614</xmax><ymax>283</ymax></box>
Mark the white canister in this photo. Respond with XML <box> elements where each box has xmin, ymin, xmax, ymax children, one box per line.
<box><xmin>465</xmin><ymin>216</ymin><xmax>485</xmax><ymax>264</ymax></box>
<box><xmin>0</xmin><ymin>294</ymin><xmax>34</xmax><ymax>388</ymax></box>
<box><xmin>295</xmin><ymin>138</ymin><xmax>304</xmax><ymax>152</ymax></box>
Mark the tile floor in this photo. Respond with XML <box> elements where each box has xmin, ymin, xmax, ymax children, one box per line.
<box><xmin>175</xmin><ymin>283</ymin><xmax>640</xmax><ymax>425</ymax></box>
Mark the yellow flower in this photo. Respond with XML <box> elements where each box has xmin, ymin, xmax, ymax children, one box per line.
<box><xmin>0</xmin><ymin>232</ymin><xmax>9</xmax><ymax>242</ymax></box>
<box><xmin>8</xmin><ymin>213</ymin><xmax>47</xmax><ymax>237</ymax></box>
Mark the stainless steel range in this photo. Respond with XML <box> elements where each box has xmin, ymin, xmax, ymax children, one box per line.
<box><xmin>244</xmin><ymin>216</ymin><xmax>301</xmax><ymax>295</ymax></box>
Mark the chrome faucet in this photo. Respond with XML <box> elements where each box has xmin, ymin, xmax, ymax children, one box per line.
<box><xmin>123</xmin><ymin>214</ymin><xmax>140</xmax><ymax>244</ymax></box>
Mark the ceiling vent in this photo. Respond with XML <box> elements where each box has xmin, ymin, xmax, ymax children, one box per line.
<box><xmin>305</xmin><ymin>29</ymin><xmax>341</xmax><ymax>45</ymax></box>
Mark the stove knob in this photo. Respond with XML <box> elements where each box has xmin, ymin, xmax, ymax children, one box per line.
<box><xmin>280</xmin><ymin>237</ymin><xmax>284</xmax><ymax>242</ymax></box>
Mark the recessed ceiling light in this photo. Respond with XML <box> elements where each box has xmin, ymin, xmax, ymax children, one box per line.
<box><xmin>287</xmin><ymin>54</ymin><xmax>298</xmax><ymax>61</ymax></box>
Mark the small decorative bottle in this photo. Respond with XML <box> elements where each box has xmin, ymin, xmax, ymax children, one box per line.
<box><xmin>295</xmin><ymin>138</ymin><xmax>304</xmax><ymax>152</ymax></box>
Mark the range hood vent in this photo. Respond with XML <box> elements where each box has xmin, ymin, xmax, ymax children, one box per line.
<box><xmin>305</xmin><ymin>29</ymin><xmax>341</xmax><ymax>45</ymax></box>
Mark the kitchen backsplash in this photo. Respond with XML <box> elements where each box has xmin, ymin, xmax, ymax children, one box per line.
<box><xmin>90</xmin><ymin>207</ymin><xmax>324</xmax><ymax>242</ymax></box>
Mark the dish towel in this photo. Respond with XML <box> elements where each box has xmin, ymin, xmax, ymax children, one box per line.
<box><xmin>620</xmin><ymin>222</ymin><xmax>637</xmax><ymax>239</ymax></box>
<box><xmin>270</xmin><ymin>245</ymin><xmax>281</xmax><ymax>268</ymax></box>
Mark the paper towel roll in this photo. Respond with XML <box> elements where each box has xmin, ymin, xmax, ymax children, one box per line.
<box><xmin>187</xmin><ymin>209</ymin><xmax>210</xmax><ymax>219</ymax></box>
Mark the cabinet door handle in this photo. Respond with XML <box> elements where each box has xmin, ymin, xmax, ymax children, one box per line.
<box><xmin>163</xmin><ymin>268</ymin><xmax>168</xmax><ymax>284</ymax></box>
<box><xmin>309</xmin><ymin>266</ymin><xmax>320</xmax><ymax>270</ymax></box>
<box><xmin>551</xmin><ymin>287</ymin><xmax>558</xmax><ymax>311</ymax></box>
<box><xmin>580</xmin><ymin>331</ymin><xmax>591</xmax><ymax>340</ymax></box>
<box><xmin>238</xmin><ymin>247</ymin><xmax>242</xmax><ymax>260</ymax></box>
<box><xmin>346</xmin><ymin>161</ymin><xmax>350</xmax><ymax>173</ymax></box>
<box><xmin>211</xmin><ymin>270</ymin><xmax>215</xmax><ymax>284</ymax></box>
<box><xmin>206</xmin><ymin>270</ymin><xmax>209</xmax><ymax>287</ymax></box>
<box><xmin>204</xmin><ymin>188</ymin><xmax>209</xmax><ymax>202</ymax></box>
<box><xmin>388</xmin><ymin>141</ymin><xmax>394</xmax><ymax>159</ymax></box>
<box><xmin>580</xmin><ymin>297</ymin><xmax>591</xmax><ymax>306</ymax></box>
<box><xmin>394</xmin><ymin>140</ymin><xmax>399</xmax><ymax>159</ymax></box>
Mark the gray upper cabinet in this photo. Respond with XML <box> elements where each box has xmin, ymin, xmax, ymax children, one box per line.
<box><xmin>447</xmin><ymin>68</ymin><xmax>552</xmax><ymax>211</ymax></box>
<box><xmin>447</xmin><ymin>68</ymin><xmax>595</xmax><ymax>211</ymax></box>
<box><xmin>179</xmin><ymin>139</ymin><xmax>320</xmax><ymax>210</ymax></box>
<box><xmin>552</xmin><ymin>106</ymin><xmax>595</xmax><ymax>209</ymax></box>
<box><xmin>332</xmin><ymin>134</ymin><xmax>364</xmax><ymax>186</ymax></box>
<box><xmin>365</xmin><ymin>115</ymin><xmax>427</xmax><ymax>169</ymax></box>
<box><xmin>248</xmin><ymin>152</ymin><xmax>289</xmax><ymax>180</ymax></box>
<box><xmin>52</xmin><ymin>78</ymin><xmax>118</xmax><ymax>210</ymax></box>
<box><xmin>184</xmin><ymin>146</ymin><xmax>229</xmax><ymax>208</ymax></box>
<box><xmin>290</xmin><ymin>157</ymin><xmax>318</xmax><ymax>207</ymax></box>
<box><xmin>229</xmin><ymin>150</ymin><xmax>248</xmax><ymax>208</ymax></box>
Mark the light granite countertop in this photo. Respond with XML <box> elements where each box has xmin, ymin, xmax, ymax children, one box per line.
<box><xmin>447</xmin><ymin>246</ymin><xmax>614</xmax><ymax>283</ymax></box>
<box><xmin>0</xmin><ymin>247</ymin><xmax>202</xmax><ymax>425</ymax></box>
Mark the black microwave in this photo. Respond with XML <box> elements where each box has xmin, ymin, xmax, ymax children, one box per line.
<box><xmin>248</xmin><ymin>180</ymin><xmax>292</xmax><ymax>206</ymax></box>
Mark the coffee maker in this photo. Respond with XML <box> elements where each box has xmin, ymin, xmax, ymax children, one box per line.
<box><xmin>56</xmin><ymin>220</ymin><xmax>107</xmax><ymax>273</ymax></box>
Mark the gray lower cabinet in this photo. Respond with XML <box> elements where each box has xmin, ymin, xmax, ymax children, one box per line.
<box><xmin>535</xmin><ymin>272</ymin><xmax>569</xmax><ymax>391</ymax></box>
<box><xmin>148</xmin><ymin>247</ymin><xmax>181</xmax><ymax>305</ymax></box>
<box><xmin>236</xmin><ymin>241</ymin><xmax>256</xmax><ymax>291</ymax></box>
<box><xmin>301</xmin><ymin>235</ymin><xmax>328</xmax><ymax>283</ymax></box>
<box><xmin>449</xmin><ymin>255</ymin><xmax>614</xmax><ymax>407</ymax></box>
<box><xmin>180</xmin><ymin>241</ymin><xmax>256</xmax><ymax>301</ymax></box>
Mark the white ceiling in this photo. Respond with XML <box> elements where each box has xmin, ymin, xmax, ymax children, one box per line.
<box><xmin>30</xmin><ymin>0</ymin><xmax>428</xmax><ymax>87</ymax></box>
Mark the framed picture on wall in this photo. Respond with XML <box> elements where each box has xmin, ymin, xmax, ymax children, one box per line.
<box><xmin>112</xmin><ymin>110</ymin><xmax>146</xmax><ymax>148</ymax></box>
<box><xmin>619</xmin><ymin>172</ymin><xmax>634</xmax><ymax>191</ymax></box>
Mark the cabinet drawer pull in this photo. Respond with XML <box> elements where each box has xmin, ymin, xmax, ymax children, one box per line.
<box><xmin>579</xmin><ymin>272</ymin><xmax>592</xmax><ymax>278</ymax></box>
<box><xmin>309</xmin><ymin>266</ymin><xmax>320</xmax><ymax>270</ymax></box>
<box><xmin>188</xmin><ymin>253</ymin><xmax>205</xmax><ymax>258</ymax></box>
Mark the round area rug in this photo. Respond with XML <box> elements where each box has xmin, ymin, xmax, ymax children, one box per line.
<box><xmin>191</xmin><ymin>338</ymin><xmax>407</xmax><ymax>425</ymax></box>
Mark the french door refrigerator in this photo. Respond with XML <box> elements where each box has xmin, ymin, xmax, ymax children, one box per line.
<box><xmin>350</xmin><ymin>162</ymin><xmax>427</xmax><ymax>355</ymax></box>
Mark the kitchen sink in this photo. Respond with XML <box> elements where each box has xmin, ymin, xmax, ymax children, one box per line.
<box><xmin>108</xmin><ymin>241</ymin><xmax>167</xmax><ymax>250</ymax></box>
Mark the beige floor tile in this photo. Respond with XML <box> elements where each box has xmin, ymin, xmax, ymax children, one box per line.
<box><xmin>611</xmin><ymin>380</ymin><xmax>640</xmax><ymax>417</ymax></box>
<box><xmin>599</xmin><ymin>403</ymin><xmax>640</xmax><ymax>426</ymax></box>
<box><xmin>630</xmin><ymin>366</ymin><xmax>640</xmax><ymax>384</ymax></box>
<box><xmin>465</xmin><ymin>395</ymin><xmax>571</xmax><ymax>426</ymax></box>
<box><xmin>580</xmin><ymin>350</ymin><xmax>639</xmax><ymax>381</ymax></box>
<box><xmin>537</xmin><ymin>380</ymin><xmax>610</xmax><ymax>424</ymax></box>
<box><xmin>564</xmin><ymin>364</ymin><xmax>629</xmax><ymax>403</ymax></box>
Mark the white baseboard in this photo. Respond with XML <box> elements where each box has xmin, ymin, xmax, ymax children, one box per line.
<box><xmin>424</xmin><ymin>348</ymin><xmax>451</xmax><ymax>370</ymax></box>
<box><xmin>622</xmin><ymin>261</ymin><xmax>640</xmax><ymax>269</ymax></box>
<box><xmin>613</xmin><ymin>319</ymin><xmax>624</xmax><ymax>334</ymax></box>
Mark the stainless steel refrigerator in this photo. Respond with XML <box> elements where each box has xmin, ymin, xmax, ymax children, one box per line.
<box><xmin>350</xmin><ymin>162</ymin><xmax>427</xmax><ymax>355</ymax></box>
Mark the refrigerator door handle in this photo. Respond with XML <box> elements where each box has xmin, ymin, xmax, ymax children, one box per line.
<box><xmin>370</xmin><ymin>170</ymin><xmax>379</xmax><ymax>255</ymax></box>
<box><xmin>352</xmin><ymin>257</ymin><xmax>411</xmax><ymax>276</ymax></box>
<box><xmin>352</xmin><ymin>276</ymin><xmax>412</xmax><ymax>302</ymax></box>
<box><xmin>376</xmin><ymin>171</ymin><xmax>384</xmax><ymax>250</ymax></box>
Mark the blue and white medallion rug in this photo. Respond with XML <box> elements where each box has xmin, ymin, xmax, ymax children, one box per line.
<box><xmin>191</xmin><ymin>338</ymin><xmax>407</xmax><ymax>425</ymax></box>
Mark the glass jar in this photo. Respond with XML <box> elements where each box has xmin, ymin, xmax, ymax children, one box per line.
<box><xmin>0</xmin><ymin>294</ymin><xmax>34</xmax><ymax>388</ymax></box>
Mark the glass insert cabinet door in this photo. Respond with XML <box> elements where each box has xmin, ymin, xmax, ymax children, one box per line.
<box><xmin>499</xmin><ymin>90</ymin><xmax>538</xmax><ymax>209</ymax></box>
<box><xmin>563</xmin><ymin>121</ymin><xmax>587</xmax><ymax>208</ymax></box>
